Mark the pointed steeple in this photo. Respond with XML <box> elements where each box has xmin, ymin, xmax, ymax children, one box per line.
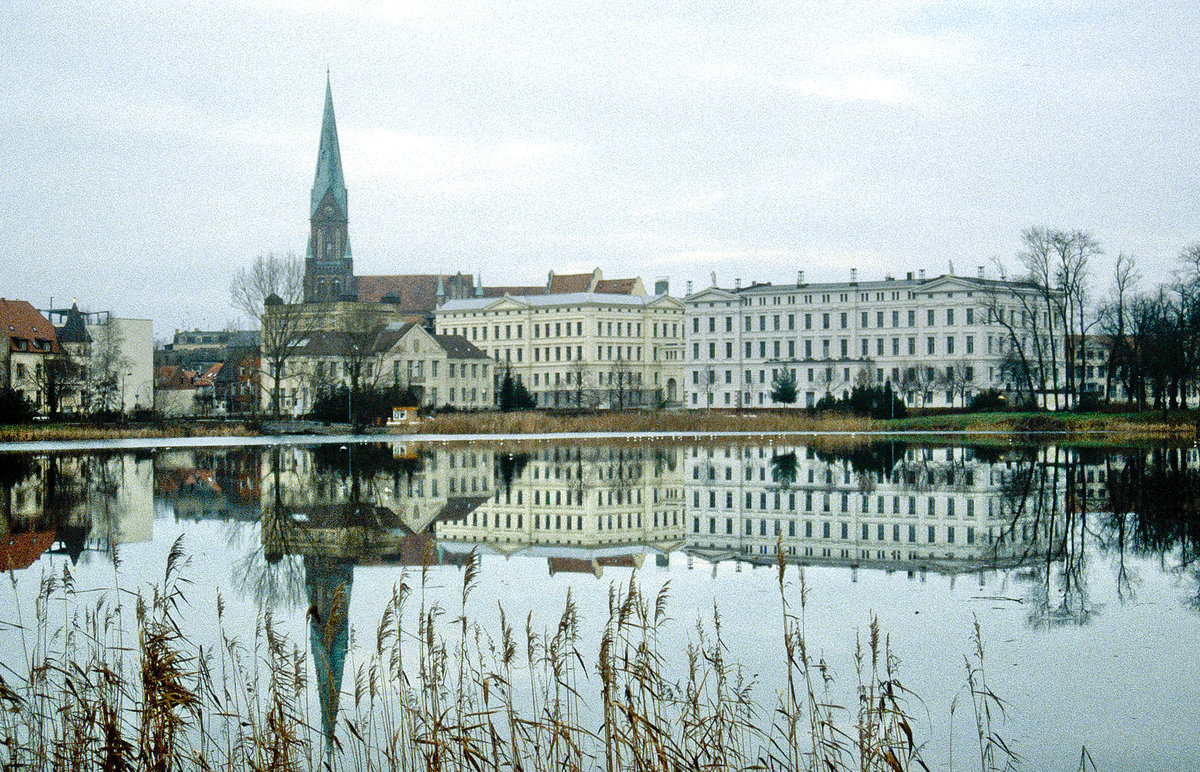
<box><xmin>304</xmin><ymin>73</ymin><xmax>355</xmax><ymax>303</ymax></box>
<box><xmin>311</xmin><ymin>74</ymin><xmax>348</xmax><ymax>218</ymax></box>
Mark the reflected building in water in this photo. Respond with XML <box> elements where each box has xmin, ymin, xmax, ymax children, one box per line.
<box><xmin>434</xmin><ymin>446</ymin><xmax>687</xmax><ymax>577</ymax></box>
<box><xmin>2</xmin><ymin>453</ymin><xmax>154</xmax><ymax>570</ymax></box>
<box><xmin>682</xmin><ymin>443</ymin><xmax>1064</xmax><ymax>574</ymax></box>
<box><xmin>156</xmin><ymin>449</ymin><xmax>261</xmax><ymax>523</ymax></box>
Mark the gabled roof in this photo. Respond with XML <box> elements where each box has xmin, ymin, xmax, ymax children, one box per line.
<box><xmin>433</xmin><ymin>334</ymin><xmax>489</xmax><ymax>360</ymax></box>
<box><xmin>0</xmin><ymin>299</ymin><xmax>59</xmax><ymax>353</ymax></box>
<box><xmin>155</xmin><ymin>365</ymin><xmax>195</xmax><ymax>390</ymax></box>
<box><xmin>311</xmin><ymin>75</ymin><xmax>348</xmax><ymax>218</ymax></box>
<box><xmin>683</xmin><ymin>286</ymin><xmax>740</xmax><ymax>303</ymax></box>
<box><xmin>373</xmin><ymin>322</ymin><xmax>422</xmax><ymax>352</ymax></box>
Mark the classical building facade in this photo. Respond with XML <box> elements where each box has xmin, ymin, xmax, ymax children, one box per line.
<box><xmin>683</xmin><ymin>271</ymin><xmax>1074</xmax><ymax>409</ymax></box>
<box><xmin>434</xmin><ymin>291</ymin><xmax>685</xmax><ymax>408</ymax></box>
<box><xmin>265</xmin><ymin>321</ymin><xmax>492</xmax><ymax>414</ymax></box>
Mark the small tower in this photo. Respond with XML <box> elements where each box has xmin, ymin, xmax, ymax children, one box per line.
<box><xmin>304</xmin><ymin>74</ymin><xmax>356</xmax><ymax>303</ymax></box>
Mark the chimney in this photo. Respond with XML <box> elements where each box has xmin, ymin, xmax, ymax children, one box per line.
<box><xmin>977</xmin><ymin>265</ymin><xmax>985</xmax><ymax>279</ymax></box>
<box><xmin>734</xmin><ymin>277</ymin><xmax>741</xmax><ymax>289</ymax></box>
<box><xmin>906</xmin><ymin>272</ymin><xmax>913</xmax><ymax>281</ymax></box>
<box><xmin>798</xmin><ymin>270</ymin><xmax>805</xmax><ymax>285</ymax></box>
<box><xmin>654</xmin><ymin>277</ymin><xmax>669</xmax><ymax>296</ymax></box>
<box><xmin>918</xmin><ymin>269</ymin><xmax>926</xmax><ymax>281</ymax></box>
<box><xmin>850</xmin><ymin>268</ymin><xmax>857</xmax><ymax>284</ymax></box>
<box><xmin>686</xmin><ymin>280</ymin><xmax>693</xmax><ymax>295</ymax></box>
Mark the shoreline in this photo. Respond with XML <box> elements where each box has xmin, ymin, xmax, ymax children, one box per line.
<box><xmin>2</xmin><ymin>409</ymin><xmax>1195</xmax><ymax>448</ymax></box>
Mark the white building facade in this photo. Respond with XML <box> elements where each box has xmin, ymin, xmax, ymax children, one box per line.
<box><xmin>435</xmin><ymin>292</ymin><xmax>686</xmax><ymax>408</ymax></box>
<box><xmin>684</xmin><ymin>272</ymin><xmax>1063</xmax><ymax>409</ymax></box>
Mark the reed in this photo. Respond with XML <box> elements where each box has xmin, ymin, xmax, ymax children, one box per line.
<box><xmin>1</xmin><ymin>544</ymin><xmax>1060</xmax><ymax>771</ymax></box>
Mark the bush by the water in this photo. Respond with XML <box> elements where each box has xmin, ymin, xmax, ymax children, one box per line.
<box><xmin>0</xmin><ymin>387</ymin><xmax>33</xmax><ymax>424</ymax></box>
<box><xmin>810</xmin><ymin>383</ymin><xmax>907</xmax><ymax>420</ymax></box>
<box><xmin>969</xmin><ymin>389</ymin><xmax>1008</xmax><ymax>412</ymax></box>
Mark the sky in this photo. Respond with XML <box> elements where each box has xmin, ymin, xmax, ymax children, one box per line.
<box><xmin>3</xmin><ymin>0</ymin><xmax>1199</xmax><ymax>338</ymax></box>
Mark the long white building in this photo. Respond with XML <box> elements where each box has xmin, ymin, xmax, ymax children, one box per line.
<box><xmin>683</xmin><ymin>270</ymin><xmax>1064</xmax><ymax>409</ymax></box>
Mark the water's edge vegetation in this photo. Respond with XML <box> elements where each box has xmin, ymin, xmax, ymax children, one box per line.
<box><xmin>2</xmin><ymin>408</ymin><xmax>1196</xmax><ymax>444</ymax></box>
<box><xmin>1</xmin><ymin>540</ymin><xmax>1085</xmax><ymax>772</ymax></box>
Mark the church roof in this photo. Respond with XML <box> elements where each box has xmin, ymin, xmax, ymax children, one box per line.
<box><xmin>311</xmin><ymin>75</ymin><xmax>348</xmax><ymax>218</ymax></box>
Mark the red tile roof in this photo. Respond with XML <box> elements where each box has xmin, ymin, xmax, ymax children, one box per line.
<box><xmin>0</xmin><ymin>299</ymin><xmax>59</xmax><ymax>353</ymax></box>
<box><xmin>547</xmin><ymin>273</ymin><xmax>594</xmax><ymax>294</ymax></box>
<box><xmin>595</xmin><ymin>278</ymin><xmax>639</xmax><ymax>294</ymax></box>
<box><xmin>0</xmin><ymin>530</ymin><xmax>55</xmax><ymax>571</ymax></box>
<box><xmin>357</xmin><ymin>274</ymin><xmax>475</xmax><ymax>310</ymax></box>
<box><xmin>155</xmin><ymin>365</ymin><xmax>195</xmax><ymax>390</ymax></box>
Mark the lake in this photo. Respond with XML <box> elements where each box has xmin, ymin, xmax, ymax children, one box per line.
<box><xmin>1</xmin><ymin>437</ymin><xmax>1197</xmax><ymax>771</ymax></box>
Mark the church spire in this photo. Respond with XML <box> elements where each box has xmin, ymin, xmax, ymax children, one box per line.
<box><xmin>304</xmin><ymin>74</ymin><xmax>355</xmax><ymax>303</ymax></box>
<box><xmin>311</xmin><ymin>74</ymin><xmax>348</xmax><ymax>219</ymax></box>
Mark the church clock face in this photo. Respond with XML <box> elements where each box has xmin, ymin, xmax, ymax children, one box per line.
<box><xmin>324</xmin><ymin>204</ymin><xmax>333</xmax><ymax>215</ymax></box>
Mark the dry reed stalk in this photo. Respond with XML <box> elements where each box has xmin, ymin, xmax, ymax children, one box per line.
<box><xmin>1</xmin><ymin>541</ymin><xmax>1046</xmax><ymax>772</ymax></box>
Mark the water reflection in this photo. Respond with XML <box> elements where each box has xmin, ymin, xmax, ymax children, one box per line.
<box><xmin>1</xmin><ymin>452</ymin><xmax>153</xmax><ymax>569</ymax></box>
<box><xmin>4</xmin><ymin>439</ymin><xmax>1200</xmax><ymax>765</ymax></box>
<box><xmin>4</xmin><ymin>441</ymin><xmax>1199</xmax><ymax>606</ymax></box>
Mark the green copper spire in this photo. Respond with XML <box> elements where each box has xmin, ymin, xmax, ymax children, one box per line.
<box><xmin>311</xmin><ymin>74</ymin><xmax>348</xmax><ymax>218</ymax></box>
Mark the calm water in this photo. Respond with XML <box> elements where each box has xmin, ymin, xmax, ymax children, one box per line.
<box><xmin>2</xmin><ymin>438</ymin><xmax>1198</xmax><ymax>770</ymax></box>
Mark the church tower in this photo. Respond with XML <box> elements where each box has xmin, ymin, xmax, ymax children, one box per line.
<box><xmin>304</xmin><ymin>75</ymin><xmax>356</xmax><ymax>303</ymax></box>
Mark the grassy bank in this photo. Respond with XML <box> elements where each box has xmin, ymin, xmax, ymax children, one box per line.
<box><xmin>402</xmin><ymin>408</ymin><xmax>1198</xmax><ymax>441</ymax></box>
<box><xmin>4</xmin><ymin>409</ymin><xmax>1194</xmax><ymax>444</ymax></box>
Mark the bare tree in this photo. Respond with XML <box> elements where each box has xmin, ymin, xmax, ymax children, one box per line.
<box><xmin>335</xmin><ymin>305</ymin><xmax>388</xmax><ymax>433</ymax></box>
<box><xmin>981</xmin><ymin>261</ymin><xmax>1051</xmax><ymax>407</ymax></box>
<box><xmin>86</xmin><ymin>323</ymin><xmax>129</xmax><ymax>414</ymax></box>
<box><xmin>231</xmin><ymin>252</ymin><xmax>308</xmax><ymax>419</ymax></box>
<box><xmin>941</xmin><ymin>360</ymin><xmax>976</xmax><ymax>407</ymax></box>
<box><xmin>1051</xmin><ymin>230</ymin><xmax>1101</xmax><ymax>406</ymax></box>
<box><xmin>32</xmin><ymin>351</ymin><xmax>84</xmax><ymax>417</ymax></box>
<box><xmin>1100</xmin><ymin>253</ymin><xmax>1140</xmax><ymax>405</ymax></box>
<box><xmin>569</xmin><ymin>358</ymin><xmax>598</xmax><ymax>409</ymax></box>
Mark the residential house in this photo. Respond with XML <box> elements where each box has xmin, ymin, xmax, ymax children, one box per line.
<box><xmin>0</xmin><ymin>299</ymin><xmax>61</xmax><ymax>413</ymax></box>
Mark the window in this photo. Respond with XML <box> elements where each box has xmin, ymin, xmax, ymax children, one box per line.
<box><xmin>927</xmin><ymin>337</ymin><xmax>935</xmax><ymax>355</ymax></box>
<box><xmin>927</xmin><ymin>309</ymin><xmax>935</xmax><ymax>326</ymax></box>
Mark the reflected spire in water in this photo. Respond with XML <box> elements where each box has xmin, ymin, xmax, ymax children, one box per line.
<box><xmin>306</xmin><ymin>555</ymin><xmax>353</xmax><ymax>760</ymax></box>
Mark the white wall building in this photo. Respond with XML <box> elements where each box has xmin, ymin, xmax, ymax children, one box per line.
<box><xmin>683</xmin><ymin>271</ymin><xmax>1061</xmax><ymax>409</ymax></box>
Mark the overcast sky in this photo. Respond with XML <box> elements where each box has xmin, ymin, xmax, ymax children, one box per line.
<box><xmin>4</xmin><ymin>1</ymin><xmax>1198</xmax><ymax>338</ymax></box>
